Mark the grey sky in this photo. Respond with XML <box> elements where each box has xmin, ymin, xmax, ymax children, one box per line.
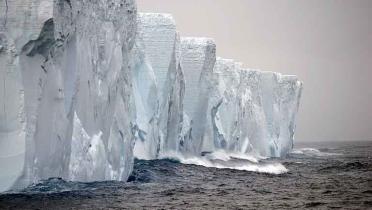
<box><xmin>137</xmin><ymin>0</ymin><xmax>372</xmax><ymax>142</ymax></box>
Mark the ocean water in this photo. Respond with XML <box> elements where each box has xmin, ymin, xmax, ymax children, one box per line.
<box><xmin>0</xmin><ymin>141</ymin><xmax>371</xmax><ymax>209</ymax></box>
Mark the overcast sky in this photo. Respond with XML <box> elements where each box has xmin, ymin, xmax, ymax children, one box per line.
<box><xmin>137</xmin><ymin>0</ymin><xmax>372</xmax><ymax>142</ymax></box>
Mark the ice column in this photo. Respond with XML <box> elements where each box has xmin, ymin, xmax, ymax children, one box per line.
<box><xmin>258</xmin><ymin>72</ymin><xmax>303</xmax><ymax>157</ymax></box>
<box><xmin>209</xmin><ymin>58</ymin><xmax>242</xmax><ymax>151</ymax></box>
<box><xmin>179</xmin><ymin>37</ymin><xmax>216</xmax><ymax>155</ymax></box>
<box><xmin>133</xmin><ymin>13</ymin><xmax>185</xmax><ymax>158</ymax></box>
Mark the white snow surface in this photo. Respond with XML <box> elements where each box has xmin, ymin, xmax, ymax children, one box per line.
<box><xmin>0</xmin><ymin>6</ymin><xmax>302</xmax><ymax>193</ymax></box>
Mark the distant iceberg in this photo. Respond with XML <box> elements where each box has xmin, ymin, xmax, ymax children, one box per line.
<box><xmin>0</xmin><ymin>1</ymin><xmax>302</xmax><ymax>192</ymax></box>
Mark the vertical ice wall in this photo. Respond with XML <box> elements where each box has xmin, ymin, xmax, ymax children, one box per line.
<box><xmin>132</xmin><ymin>13</ymin><xmax>173</xmax><ymax>159</ymax></box>
<box><xmin>65</xmin><ymin>0</ymin><xmax>138</xmax><ymax>182</ymax></box>
<box><xmin>210</xmin><ymin>62</ymin><xmax>303</xmax><ymax>157</ymax></box>
<box><xmin>159</xmin><ymin>33</ymin><xmax>184</xmax><ymax>155</ymax></box>
<box><xmin>136</xmin><ymin>13</ymin><xmax>176</xmax><ymax>94</ymax></box>
<box><xmin>0</xmin><ymin>0</ymin><xmax>55</xmax><ymax>192</ymax></box>
<box><xmin>0</xmin><ymin>0</ymin><xmax>137</xmax><ymax>192</ymax></box>
<box><xmin>209</xmin><ymin>58</ymin><xmax>242</xmax><ymax>151</ymax></box>
<box><xmin>133</xmin><ymin>13</ymin><xmax>177</xmax><ymax>159</ymax></box>
<box><xmin>130</xmin><ymin>14</ymin><xmax>302</xmax><ymax>160</ymax></box>
<box><xmin>0</xmin><ymin>5</ymin><xmax>303</xmax><ymax>192</ymax></box>
<box><xmin>179</xmin><ymin>37</ymin><xmax>216</xmax><ymax>155</ymax></box>
<box><xmin>133</xmin><ymin>13</ymin><xmax>185</xmax><ymax>158</ymax></box>
<box><xmin>238</xmin><ymin>70</ymin><xmax>304</xmax><ymax>157</ymax></box>
<box><xmin>130</xmin><ymin>42</ymin><xmax>160</xmax><ymax>160</ymax></box>
<box><xmin>237</xmin><ymin>70</ymin><xmax>273</xmax><ymax>156</ymax></box>
<box><xmin>258</xmin><ymin>72</ymin><xmax>303</xmax><ymax>157</ymax></box>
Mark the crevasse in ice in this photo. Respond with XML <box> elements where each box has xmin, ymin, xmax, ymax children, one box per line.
<box><xmin>0</xmin><ymin>1</ymin><xmax>302</xmax><ymax>192</ymax></box>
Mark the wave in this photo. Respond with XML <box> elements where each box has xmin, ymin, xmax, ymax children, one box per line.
<box><xmin>159</xmin><ymin>151</ymin><xmax>288</xmax><ymax>175</ymax></box>
<box><xmin>319</xmin><ymin>161</ymin><xmax>370</xmax><ymax>172</ymax></box>
<box><xmin>291</xmin><ymin>148</ymin><xmax>342</xmax><ymax>156</ymax></box>
<box><xmin>203</xmin><ymin>150</ymin><xmax>261</xmax><ymax>163</ymax></box>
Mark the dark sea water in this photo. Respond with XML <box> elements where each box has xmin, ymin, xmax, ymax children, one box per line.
<box><xmin>0</xmin><ymin>141</ymin><xmax>371</xmax><ymax>210</ymax></box>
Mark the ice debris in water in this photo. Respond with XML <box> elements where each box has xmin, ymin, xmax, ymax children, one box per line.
<box><xmin>0</xmin><ymin>1</ymin><xmax>302</xmax><ymax>192</ymax></box>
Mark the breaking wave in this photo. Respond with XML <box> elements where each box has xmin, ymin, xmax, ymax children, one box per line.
<box><xmin>159</xmin><ymin>150</ymin><xmax>288</xmax><ymax>175</ymax></box>
<box><xmin>291</xmin><ymin>148</ymin><xmax>342</xmax><ymax>156</ymax></box>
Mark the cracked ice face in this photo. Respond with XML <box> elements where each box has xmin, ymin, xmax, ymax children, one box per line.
<box><xmin>0</xmin><ymin>0</ymin><xmax>138</xmax><ymax>192</ymax></box>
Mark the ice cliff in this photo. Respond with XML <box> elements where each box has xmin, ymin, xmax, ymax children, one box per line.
<box><xmin>209</xmin><ymin>58</ymin><xmax>302</xmax><ymax>158</ymax></box>
<box><xmin>0</xmin><ymin>1</ymin><xmax>302</xmax><ymax>192</ymax></box>
<box><xmin>0</xmin><ymin>0</ymin><xmax>137</xmax><ymax>192</ymax></box>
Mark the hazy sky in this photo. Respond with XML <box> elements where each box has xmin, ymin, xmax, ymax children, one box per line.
<box><xmin>137</xmin><ymin>0</ymin><xmax>372</xmax><ymax>142</ymax></box>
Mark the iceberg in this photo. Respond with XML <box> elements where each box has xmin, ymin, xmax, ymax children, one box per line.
<box><xmin>0</xmin><ymin>0</ymin><xmax>137</xmax><ymax>192</ymax></box>
<box><xmin>0</xmin><ymin>2</ymin><xmax>302</xmax><ymax>192</ymax></box>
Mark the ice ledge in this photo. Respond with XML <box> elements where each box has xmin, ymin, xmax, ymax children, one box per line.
<box><xmin>250</xmin><ymin>70</ymin><xmax>301</xmax><ymax>81</ymax></box>
<box><xmin>181</xmin><ymin>37</ymin><xmax>216</xmax><ymax>47</ymax></box>
<box><xmin>138</xmin><ymin>13</ymin><xmax>176</xmax><ymax>26</ymax></box>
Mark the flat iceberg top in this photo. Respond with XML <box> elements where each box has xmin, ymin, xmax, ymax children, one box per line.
<box><xmin>280</xmin><ymin>75</ymin><xmax>302</xmax><ymax>83</ymax></box>
<box><xmin>216</xmin><ymin>57</ymin><xmax>235</xmax><ymax>64</ymax></box>
<box><xmin>241</xmin><ymin>69</ymin><xmax>301</xmax><ymax>82</ymax></box>
<box><xmin>215</xmin><ymin>57</ymin><xmax>301</xmax><ymax>82</ymax></box>
<box><xmin>138</xmin><ymin>13</ymin><xmax>176</xmax><ymax>26</ymax></box>
<box><xmin>181</xmin><ymin>37</ymin><xmax>216</xmax><ymax>47</ymax></box>
<box><xmin>215</xmin><ymin>58</ymin><xmax>235</xmax><ymax>68</ymax></box>
<box><xmin>214</xmin><ymin>58</ymin><xmax>241</xmax><ymax>80</ymax></box>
